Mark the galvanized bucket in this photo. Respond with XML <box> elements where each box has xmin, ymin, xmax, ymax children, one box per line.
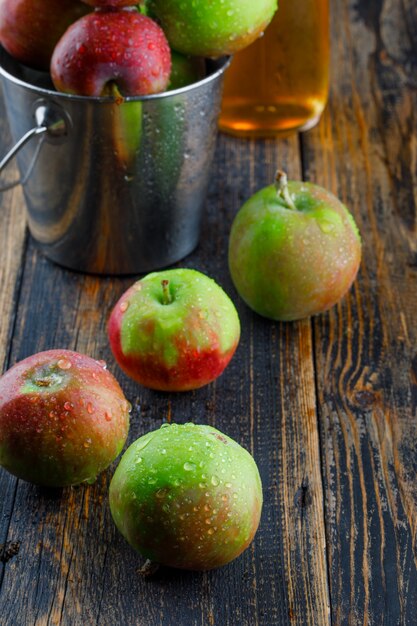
<box><xmin>0</xmin><ymin>47</ymin><xmax>230</xmax><ymax>274</ymax></box>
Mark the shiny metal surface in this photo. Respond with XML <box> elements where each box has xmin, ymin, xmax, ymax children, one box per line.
<box><xmin>0</xmin><ymin>48</ymin><xmax>230</xmax><ymax>274</ymax></box>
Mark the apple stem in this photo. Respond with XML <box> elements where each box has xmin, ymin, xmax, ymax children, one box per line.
<box><xmin>161</xmin><ymin>280</ymin><xmax>172</xmax><ymax>305</ymax></box>
<box><xmin>275</xmin><ymin>170</ymin><xmax>297</xmax><ymax>211</ymax></box>
<box><xmin>35</xmin><ymin>378</ymin><xmax>52</xmax><ymax>387</ymax></box>
<box><xmin>139</xmin><ymin>559</ymin><xmax>160</xmax><ymax>577</ymax></box>
<box><xmin>110</xmin><ymin>82</ymin><xmax>125</xmax><ymax>106</ymax></box>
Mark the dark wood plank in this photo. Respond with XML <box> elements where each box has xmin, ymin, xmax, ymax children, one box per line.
<box><xmin>301</xmin><ymin>0</ymin><xmax>417</xmax><ymax>623</ymax></box>
<box><xmin>0</xmin><ymin>85</ymin><xmax>28</xmax><ymax>592</ymax></box>
<box><xmin>0</xmin><ymin>89</ymin><xmax>27</xmax><ymax>369</ymax></box>
<box><xmin>0</xmin><ymin>128</ymin><xmax>330</xmax><ymax>624</ymax></box>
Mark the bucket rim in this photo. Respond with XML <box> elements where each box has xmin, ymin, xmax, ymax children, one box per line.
<box><xmin>0</xmin><ymin>47</ymin><xmax>232</xmax><ymax>103</ymax></box>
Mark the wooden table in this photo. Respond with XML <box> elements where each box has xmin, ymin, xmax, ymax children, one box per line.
<box><xmin>0</xmin><ymin>1</ymin><xmax>416</xmax><ymax>624</ymax></box>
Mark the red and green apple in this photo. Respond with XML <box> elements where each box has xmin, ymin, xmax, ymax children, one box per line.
<box><xmin>229</xmin><ymin>171</ymin><xmax>362</xmax><ymax>321</ymax></box>
<box><xmin>107</xmin><ymin>268</ymin><xmax>240</xmax><ymax>392</ymax></box>
<box><xmin>0</xmin><ymin>349</ymin><xmax>130</xmax><ymax>487</ymax></box>
<box><xmin>109</xmin><ymin>422</ymin><xmax>263</xmax><ymax>570</ymax></box>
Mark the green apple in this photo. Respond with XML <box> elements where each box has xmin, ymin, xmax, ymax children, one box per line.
<box><xmin>146</xmin><ymin>0</ymin><xmax>278</xmax><ymax>58</ymax></box>
<box><xmin>107</xmin><ymin>268</ymin><xmax>240</xmax><ymax>391</ymax></box>
<box><xmin>168</xmin><ymin>51</ymin><xmax>206</xmax><ymax>90</ymax></box>
<box><xmin>229</xmin><ymin>171</ymin><xmax>362</xmax><ymax>321</ymax></box>
<box><xmin>109</xmin><ymin>422</ymin><xmax>263</xmax><ymax>570</ymax></box>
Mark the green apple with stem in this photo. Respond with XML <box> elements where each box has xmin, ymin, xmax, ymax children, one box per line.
<box><xmin>107</xmin><ymin>269</ymin><xmax>240</xmax><ymax>391</ymax></box>
<box><xmin>109</xmin><ymin>422</ymin><xmax>263</xmax><ymax>570</ymax></box>
<box><xmin>229</xmin><ymin>170</ymin><xmax>362</xmax><ymax>321</ymax></box>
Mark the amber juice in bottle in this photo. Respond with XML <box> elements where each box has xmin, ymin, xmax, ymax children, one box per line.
<box><xmin>219</xmin><ymin>0</ymin><xmax>329</xmax><ymax>137</ymax></box>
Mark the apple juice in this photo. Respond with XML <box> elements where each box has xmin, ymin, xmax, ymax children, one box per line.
<box><xmin>219</xmin><ymin>0</ymin><xmax>329</xmax><ymax>137</ymax></box>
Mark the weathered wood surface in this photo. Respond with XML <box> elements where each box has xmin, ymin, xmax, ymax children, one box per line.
<box><xmin>0</xmin><ymin>0</ymin><xmax>416</xmax><ymax>624</ymax></box>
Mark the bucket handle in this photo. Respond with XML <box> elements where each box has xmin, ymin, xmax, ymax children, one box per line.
<box><xmin>0</xmin><ymin>101</ymin><xmax>69</xmax><ymax>192</ymax></box>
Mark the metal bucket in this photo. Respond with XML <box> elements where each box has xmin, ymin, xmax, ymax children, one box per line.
<box><xmin>0</xmin><ymin>47</ymin><xmax>230</xmax><ymax>274</ymax></box>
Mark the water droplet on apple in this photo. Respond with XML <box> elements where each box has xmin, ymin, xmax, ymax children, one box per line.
<box><xmin>122</xmin><ymin>400</ymin><xmax>132</xmax><ymax>413</ymax></box>
<box><xmin>319</xmin><ymin>221</ymin><xmax>335</xmax><ymax>234</ymax></box>
<box><xmin>57</xmin><ymin>358</ymin><xmax>72</xmax><ymax>370</ymax></box>
<box><xmin>183</xmin><ymin>462</ymin><xmax>196</xmax><ymax>471</ymax></box>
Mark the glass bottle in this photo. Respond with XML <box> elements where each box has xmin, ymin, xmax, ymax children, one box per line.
<box><xmin>219</xmin><ymin>0</ymin><xmax>329</xmax><ymax>138</ymax></box>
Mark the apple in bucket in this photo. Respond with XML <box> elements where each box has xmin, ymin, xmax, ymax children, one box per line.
<box><xmin>51</xmin><ymin>8</ymin><xmax>171</xmax><ymax>97</ymax></box>
<box><xmin>109</xmin><ymin>422</ymin><xmax>263</xmax><ymax>570</ymax></box>
<box><xmin>0</xmin><ymin>0</ymin><xmax>90</xmax><ymax>71</ymax></box>
<box><xmin>108</xmin><ymin>269</ymin><xmax>240</xmax><ymax>391</ymax></box>
<box><xmin>146</xmin><ymin>0</ymin><xmax>278</xmax><ymax>58</ymax></box>
<box><xmin>228</xmin><ymin>171</ymin><xmax>362</xmax><ymax>321</ymax></box>
<box><xmin>168</xmin><ymin>51</ymin><xmax>206</xmax><ymax>90</ymax></box>
<box><xmin>81</xmin><ymin>0</ymin><xmax>137</xmax><ymax>5</ymax></box>
<box><xmin>0</xmin><ymin>350</ymin><xmax>130</xmax><ymax>487</ymax></box>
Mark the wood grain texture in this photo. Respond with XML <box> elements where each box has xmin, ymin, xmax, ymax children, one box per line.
<box><xmin>1</xmin><ymin>0</ymin><xmax>416</xmax><ymax>623</ymax></box>
<box><xmin>0</xmin><ymin>135</ymin><xmax>330</xmax><ymax>625</ymax></box>
<box><xmin>301</xmin><ymin>0</ymin><xmax>417</xmax><ymax>623</ymax></box>
<box><xmin>0</xmin><ymin>93</ymin><xmax>26</xmax><ymax>371</ymax></box>
<box><xmin>0</xmin><ymin>88</ymin><xmax>27</xmax><ymax>595</ymax></box>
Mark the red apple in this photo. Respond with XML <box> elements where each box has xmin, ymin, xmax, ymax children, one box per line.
<box><xmin>107</xmin><ymin>269</ymin><xmax>241</xmax><ymax>392</ymax></box>
<box><xmin>0</xmin><ymin>350</ymin><xmax>130</xmax><ymax>487</ymax></box>
<box><xmin>0</xmin><ymin>0</ymin><xmax>90</xmax><ymax>71</ymax></box>
<box><xmin>50</xmin><ymin>8</ymin><xmax>171</xmax><ymax>97</ymax></box>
